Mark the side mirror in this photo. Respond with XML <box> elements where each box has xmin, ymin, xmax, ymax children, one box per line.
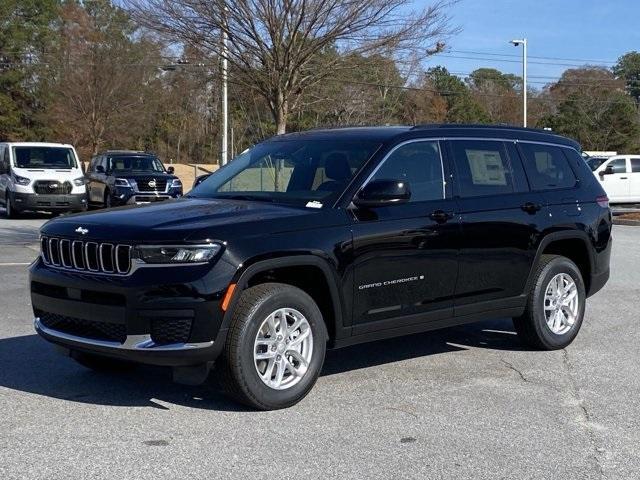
<box><xmin>353</xmin><ymin>179</ymin><xmax>411</xmax><ymax>208</ymax></box>
<box><xmin>96</xmin><ymin>165</ymin><xmax>105</xmax><ymax>174</ymax></box>
<box><xmin>167</xmin><ymin>166</ymin><xmax>175</xmax><ymax>174</ymax></box>
<box><xmin>599</xmin><ymin>165</ymin><xmax>614</xmax><ymax>177</ymax></box>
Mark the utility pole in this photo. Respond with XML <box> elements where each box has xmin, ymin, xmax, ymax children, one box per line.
<box><xmin>510</xmin><ymin>38</ymin><xmax>527</xmax><ymax>128</ymax></box>
<box><xmin>221</xmin><ymin>6</ymin><xmax>229</xmax><ymax>165</ymax></box>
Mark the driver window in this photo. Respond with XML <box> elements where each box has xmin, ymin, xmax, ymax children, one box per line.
<box><xmin>369</xmin><ymin>141</ymin><xmax>444</xmax><ymax>202</ymax></box>
<box><xmin>607</xmin><ymin>158</ymin><xmax>627</xmax><ymax>174</ymax></box>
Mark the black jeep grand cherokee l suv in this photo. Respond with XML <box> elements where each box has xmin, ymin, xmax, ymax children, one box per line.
<box><xmin>31</xmin><ymin>125</ymin><xmax>612</xmax><ymax>410</ymax></box>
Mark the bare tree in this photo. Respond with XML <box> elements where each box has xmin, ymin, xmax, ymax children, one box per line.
<box><xmin>125</xmin><ymin>0</ymin><xmax>456</xmax><ymax>134</ymax></box>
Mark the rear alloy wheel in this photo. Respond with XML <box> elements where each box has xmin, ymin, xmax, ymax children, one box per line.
<box><xmin>513</xmin><ymin>254</ymin><xmax>586</xmax><ymax>350</ymax></box>
<box><xmin>217</xmin><ymin>283</ymin><xmax>327</xmax><ymax>410</ymax></box>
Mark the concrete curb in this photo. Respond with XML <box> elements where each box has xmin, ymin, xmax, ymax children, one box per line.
<box><xmin>613</xmin><ymin>219</ymin><xmax>640</xmax><ymax>226</ymax></box>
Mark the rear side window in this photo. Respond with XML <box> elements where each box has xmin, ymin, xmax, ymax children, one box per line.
<box><xmin>449</xmin><ymin>140</ymin><xmax>519</xmax><ymax>198</ymax></box>
<box><xmin>631</xmin><ymin>158</ymin><xmax>640</xmax><ymax>173</ymax></box>
<box><xmin>519</xmin><ymin>143</ymin><xmax>576</xmax><ymax>190</ymax></box>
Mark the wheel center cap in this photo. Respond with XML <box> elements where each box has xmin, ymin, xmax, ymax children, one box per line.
<box><xmin>277</xmin><ymin>342</ymin><xmax>286</xmax><ymax>354</ymax></box>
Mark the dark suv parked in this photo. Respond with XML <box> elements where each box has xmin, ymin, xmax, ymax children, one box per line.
<box><xmin>31</xmin><ymin>125</ymin><xmax>612</xmax><ymax>410</ymax></box>
<box><xmin>86</xmin><ymin>150</ymin><xmax>182</xmax><ymax>208</ymax></box>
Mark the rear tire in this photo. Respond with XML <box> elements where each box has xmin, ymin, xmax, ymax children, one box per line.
<box><xmin>104</xmin><ymin>191</ymin><xmax>112</xmax><ymax>209</ymax></box>
<box><xmin>513</xmin><ymin>254</ymin><xmax>586</xmax><ymax>350</ymax></box>
<box><xmin>217</xmin><ymin>283</ymin><xmax>327</xmax><ymax>410</ymax></box>
<box><xmin>71</xmin><ymin>351</ymin><xmax>136</xmax><ymax>373</ymax></box>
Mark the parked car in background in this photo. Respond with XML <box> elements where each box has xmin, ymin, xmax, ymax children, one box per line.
<box><xmin>86</xmin><ymin>150</ymin><xmax>182</xmax><ymax>208</ymax></box>
<box><xmin>593</xmin><ymin>154</ymin><xmax>640</xmax><ymax>203</ymax></box>
<box><xmin>0</xmin><ymin>142</ymin><xmax>87</xmax><ymax>217</ymax></box>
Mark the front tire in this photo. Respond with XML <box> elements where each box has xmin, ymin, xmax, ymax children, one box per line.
<box><xmin>5</xmin><ymin>193</ymin><xmax>19</xmax><ymax>218</ymax></box>
<box><xmin>513</xmin><ymin>254</ymin><xmax>586</xmax><ymax>350</ymax></box>
<box><xmin>217</xmin><ymin>283</ymin><xmax>327</xmax><ymax>410</ymax></box>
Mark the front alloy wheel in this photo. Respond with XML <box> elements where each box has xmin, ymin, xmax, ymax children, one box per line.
<box><xmin>254</xmin><ymin>308</ymin><xmax>313</xmax><ymax>390</ymax></box>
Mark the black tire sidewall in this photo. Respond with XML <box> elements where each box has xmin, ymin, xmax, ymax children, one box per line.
<box><xmin>233</xmin><ymin>287</ymin><xmax>327</xmax><ymax>409</ymax></box>
<box><xmin>531</xmin><ymin>257</ymin><xmax>586</xmax><ymax>349</ymax></box>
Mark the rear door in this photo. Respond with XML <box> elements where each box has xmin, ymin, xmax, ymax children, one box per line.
<box><xmin>350</xmin><ymin>139</ymin><xmax>460</xmax><ymax>333</ymax></box>
<box><xmin>448</xmin><ymin>139</ymin><xmax>545</xmax><ymax>315</ymax></box>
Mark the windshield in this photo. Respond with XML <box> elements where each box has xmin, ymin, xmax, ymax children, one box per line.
<box><xmin>189</xmin><ymin>139</ymin><xmax>381</xmax><ymax>206</ymax></box>
<box><xmin>12</xmin><ymin>147</ymin><xmax>77</xmax><ymax>169</ymax></box>
<box><xmin>586</xmin><ymin>157</ymin><xmax>607</xmax><ymax>171</ymax></box>
<box><xmin>108</xmin><ymin>155</ymin><xmax>165</xmax><ymax>173</ymax></box>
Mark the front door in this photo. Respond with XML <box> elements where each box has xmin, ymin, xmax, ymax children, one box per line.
<box><xmin>350</xmin><ymin>140</ymin><xmax>459</xmax><ymax>334</ymax></box>
<box><xmin>597</xmin><ymin>157</ymin><xmax>629</xmax><ymax>202</ymax></box>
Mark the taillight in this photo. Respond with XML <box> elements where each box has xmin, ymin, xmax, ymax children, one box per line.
<box><xmin>596</xmin><ymin>195</ymin><xmax>609</xmax><ymax>208</ymax></box>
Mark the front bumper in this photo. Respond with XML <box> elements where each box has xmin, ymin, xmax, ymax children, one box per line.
<box><xmin>14</xmin><ymin>192</ymin><xmax>87</xmax><ymax>212</ymax></box>
<box><xmin>30</xmin><ymin>257</ymin><xmax>236</xmax><ymax>367</ymax></box>
<box><xmin>112</xmin><ymin>187</ymin><xmax>182</xmax><ymax>206</ymax></box>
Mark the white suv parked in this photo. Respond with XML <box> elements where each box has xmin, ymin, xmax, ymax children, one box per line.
<box><xmin>594</xmin><ymin>155</ymin><xmax>640</xmax><ymax>204</ymax></box>
<box><xmin>0</xmin><ymin>142</ymin><xmax>87</xmax><ymax>217</ymax></box>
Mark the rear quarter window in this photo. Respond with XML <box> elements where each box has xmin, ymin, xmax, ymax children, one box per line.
<box><xmin>519</xmin><ymin>143</ymin><xmax>577</xmax><ymax>190</ymax></box>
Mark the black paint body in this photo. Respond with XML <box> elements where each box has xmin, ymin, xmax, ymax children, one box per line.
<box><xmin>31</xmin><ymin>126</ymin><xmax>612</xmax><ymax>366</ymax></box>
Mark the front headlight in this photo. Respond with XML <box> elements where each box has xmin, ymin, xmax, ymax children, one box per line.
<box><xmin>170</xmin><ymin>178</ymin><xmax>182</xmax><ymax>188</ymax></box>
<box><xmin>135</xmin><ymin>244</ymin><xmax>222</xmax><ymax>264</ymax></box>
<box><xmin>73</xmin><ymin>177</ymin><xmax>86</xmax><ymax>186</ymax></box>
<box><xmin>13</xmin><ymin>173</ymin><xmax>30</xmax><ymax>186</ymax></box>
<box><xmin>115</xmin><ymin>178</ymin><xmax>131</xmax><ymax>187</ymax></box>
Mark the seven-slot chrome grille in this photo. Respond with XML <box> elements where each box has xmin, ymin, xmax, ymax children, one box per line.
<box><xmin>40</xmin><ymin>236</ymin><xmax>132</xmax><ymax>275</ymax></box>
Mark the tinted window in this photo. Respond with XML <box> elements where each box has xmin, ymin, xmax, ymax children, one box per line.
<box><xmin>12</xmin><ymin>147</ymin><xmax>77</xmax><ymax>169</ymax></box>
<box><xmin>368</xmin><ymin>141</ymin><xmax>443</xmax><ymax>202</ymax></box>
<box><xmin>631</xmin><ymin>158</ymin><xmax>640</xmax><ymax>173</ymax></box>
<box><xmin>191</xmin><ymin>140</ymin><xmax>381</xmax><ymax>206</ymax></box>
<box><xmin>450</xmin><ymin>140</ymin><xmax>517</xmax><ymax>197</ymax></box>
<box><xmin>520</xmin><ymin>144</ymin><xmax>576</xmax><ymax>190</ymax></box>
<box><xmin>607</xmin><ymin>158</ymin><xmax>627</xmax><ymax>174</ymax></box>
<box><xmin>586</xmin><ymin>157</ymin><xmax>606</xmax><ymax>171</ymax></box>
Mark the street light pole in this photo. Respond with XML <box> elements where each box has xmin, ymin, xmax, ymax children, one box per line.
<box><xmin>510</xmin><ymin>38</ymin><xmax>527</xmax><ymax>128</ymax></box>
<box><xmin>221</xmin><ymin>24</ymin><xmax>229</xmax><ymax>165</ymax></box>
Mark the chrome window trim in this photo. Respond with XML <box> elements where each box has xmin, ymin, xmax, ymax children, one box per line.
<box><xmin>356</xmin><ymin>136</ymin><xmax>579</xmax><ymax>200</ymax></box>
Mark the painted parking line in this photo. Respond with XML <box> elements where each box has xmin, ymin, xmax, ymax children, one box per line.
<box><xmin>0</xmin><ymin>262</ymin><xmax>32</xmax><ymax>266</ymax></box>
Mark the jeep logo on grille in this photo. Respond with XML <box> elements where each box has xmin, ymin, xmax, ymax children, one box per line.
<box><xmin>148</xmin><ymin>179</ymin><xmax>157</xmax><ymax>188</ymax></box>
<box><xmin>75</xmin><ymin>227</ymin><xmax>89</xmax><ymax>235</ymax></box>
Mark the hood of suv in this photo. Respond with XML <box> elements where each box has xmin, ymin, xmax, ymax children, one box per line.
<box><xmin>41</xmin><ymin>197</ymin><xmax>340</xmax><ymax>243</ymax></box>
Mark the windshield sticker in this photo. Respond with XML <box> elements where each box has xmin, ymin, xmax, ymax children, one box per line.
<box><xmin>305</xmin><ymin>200</ymin><xmax>323</xmax><ymax>209</ymax></box>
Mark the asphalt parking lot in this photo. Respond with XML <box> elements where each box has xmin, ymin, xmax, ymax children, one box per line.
<box><xmin>0</xmin><ymin>211</ymin><xmax>638</xmax><ymax>480</ymax></box>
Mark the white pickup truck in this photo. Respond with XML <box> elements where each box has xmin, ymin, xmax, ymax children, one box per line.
<box><xmin>593</xmin><ymin>155</ymin><xmax>640</xmax><ymax>204</ymax></box>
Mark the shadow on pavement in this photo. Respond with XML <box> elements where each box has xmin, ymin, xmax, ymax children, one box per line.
<box><xmin>0</xmin><ymin>318</ymin><xmax>526</xmax><ymax>410</ymax></box>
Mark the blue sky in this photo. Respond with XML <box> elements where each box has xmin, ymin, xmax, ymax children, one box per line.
<box><xmin>422</xmin><ymin>0</ymin><xmax>640</xmax><ymax>87</ymax></box>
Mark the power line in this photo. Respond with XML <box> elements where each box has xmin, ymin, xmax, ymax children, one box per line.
<box><xmin>449</xmin><ymin>49</ymin><xmax>618</xmax><ymax>65</ymax></box>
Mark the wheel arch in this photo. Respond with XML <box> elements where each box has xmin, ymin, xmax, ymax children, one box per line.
<box><xmin>527</xmin><ymin>231</ymin><xmax>595</xmax><ymax>296</ymax></box>
<box><xmin>221</xmin><ymin>255</ymin><xmax>348</xmax><ymax>346</ymax></box>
